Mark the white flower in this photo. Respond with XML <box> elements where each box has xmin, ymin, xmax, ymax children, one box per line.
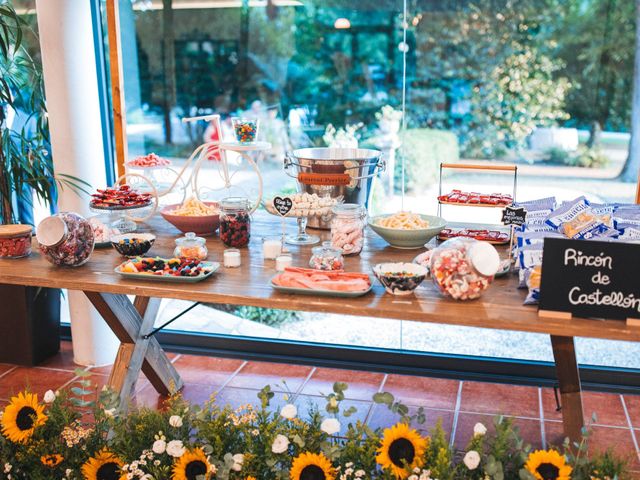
<box><xmin>271</xmin><ymin>434</ymin><xmax>290</xmax><ymax>454</ymax></box>
<box><xmin>355</xmin><ymin>470</ymin><xmax>365</xmax><ymax>477</ymax></box>
<box><xmin>4</xmin><ymin>463</ymin><xmax>12</xmax><ymax>473</ymax></box>
<box><xmin>166</xmin><ymin>440</ymin><xmax>186</xmax><ymax>458</ymax></box>
<box><xmin>169</xmin><ymin>415</ymin><xmax>183</xmax><ymax>428</ymax></box>
<box><xmin>280</xmin><ymin>404</ymin><xmax>297</xmax><ymax>420</ymax></box>
<box><xmin>104</xmin><ymin>408</ymin><xmax>116</xmax><ymax>418</ymax></box>
<box><xmin>43</xmin><ymin>390</ymin><xmax>56</xmax><ymax>404</ymax></box>
<box><xmin>463</xmin><ymin>450</ymin><xmax>481</xmax><ymax>470</ymax></box>
<box><xmin>473</xmin><ymin>422</ymin><xmax>487</xmax><ymax>437</ymax></box>
<box><xmin>231</xmin><ymin>453</ymin><xmax>245</xmax><ymax>471</ymax></box>
<box><xmin>408</xmin><ymin>475</ymin><xmax>418</xmax><ymax>480</ymax></box>
<box><xmin>152</xmin><ymin>439</ymin><xmax>166</xmax><ymax>454</ymax></box>
<box><xmin>320</xmin><ymin>418</ymin><xmax>341</xmax><ymax>435</ymax></box>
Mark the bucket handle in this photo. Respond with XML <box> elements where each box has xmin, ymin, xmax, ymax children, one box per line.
<box><xmin>283</xmin><ymin>151</ymin><xmax>386</xmax><ymax>181</ymax></box>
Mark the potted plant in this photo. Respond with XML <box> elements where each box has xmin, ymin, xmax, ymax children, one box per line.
<box><xmin>0</xmin><ymin>3</ymin><xmax>86</xmax><ymax>365</ymax></box>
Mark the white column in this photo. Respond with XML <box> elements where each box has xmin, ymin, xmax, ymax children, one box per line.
<box><xmin>35</xmin><ymin>0</ymin><xmax>119</xmax><ymax>366</ymax></box>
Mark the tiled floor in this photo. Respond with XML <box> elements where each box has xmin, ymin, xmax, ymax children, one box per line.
<box><xmin>2</xmin><ymin>342</ymin><xmax>640</xmax><ymax>471</ymax></box>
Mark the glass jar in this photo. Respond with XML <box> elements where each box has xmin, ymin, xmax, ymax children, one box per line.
<box><xmin>231</xmin><ymin>117</ymin><xmax>259</xmax><ymax>144</ymax></box>
<box><xmin>309</xmin><ymin>241</ymin><xmax>344</xmax><ymax>271</ymax></box>
<box><xmin>219</xmin><ymin>197</ymin><xmax>251</xmax><ymax>248</ymax></box>
<box><xmin>0</xmin><ymin>224</ymin><xmax>32</xmax><ymax>259</ymax></box>
<box><xmin>330</xmin><ymin>203</ymin><xmax>366</xmax><ymax>255</ymax></box>
<box><xmin>174</xmin><ymin>232</ymin><xmax>208</xmax><ymax>260</ymax></box>
<box><xmin>36</xmin><ymin>212</ymin><xmax>95</xmax><ymax>267</ymax></box>
<box><xmin>430</xmin><ymin>237</ymin><xmax>500</xmax><ymax>300</ymax></box>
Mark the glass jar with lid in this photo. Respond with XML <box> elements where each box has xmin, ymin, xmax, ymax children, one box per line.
<box><xmin>219</xmin><ymin>197</ymin><xmax>251</xmax><ymax>248</ymax></box>
<box><xmin>36</xmin><ymin>212</ymin><xmax>95</xmax><ymax>267</ymax></box>
<box><xmin>174</xmin><ymin>232</ymin><xmax>208</xmax><ymax>260</ymax></box>
<box><xmin>430</xmin><ymin>237</ymin><xmax>500</xmax><ymax>300</ymax></box>
<box><xmin>309</xmin><ymin>241</ymin><xmax>344</xmax><ymax>271</ymax></box>
<box><xmin>330</xmin><ymin>203</ymin><xmax>366</xmax><ymax>255</ymax></box>
<box><xmin>0</xmin><ymin>224</ymin><xmax>32</xmax><ymax>258</ymax></box>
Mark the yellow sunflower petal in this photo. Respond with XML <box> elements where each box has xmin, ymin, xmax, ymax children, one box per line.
<box><xmin>81</xmin><ymin>449</ymin><xmax>126</xmax><ymax>480</ymax></box>
<box><xmin>172</xmin><ymin>448</ymin><xmax>212</xmax><ymax>480</ymax></box>
<box><xmin>41</xmin><ymin>454</ymin><xmax>64</xmax><ymax>467</ymax></box>
<box><xmin>290</xmin><ymin>452</ymin><xmax>336</xmax><ymax>480</ymax></box>
<box><xmin>376</xmin><ymin>423</ymin><xmax>428</xmax><ymax>479</ymax></box>
<box><xmin>1</xmin><ymin>392</ymin><xmax>48</xmax><ymax>444</ymax></box>
<box><xmin>525</xmin><ymin>449</ymin><xmax>572</xmax><ymax>480</ymax></box>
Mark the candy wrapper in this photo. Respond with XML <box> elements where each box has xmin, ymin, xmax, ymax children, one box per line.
<box><xmin>545</xmin><ymin>196</ymin><xmax>617</xmax><ymax>239</ymax></box>
<box><xmin>523</xmin><ymin>265</ymin><xmax>542</xmax><ymax>305</ymax></box>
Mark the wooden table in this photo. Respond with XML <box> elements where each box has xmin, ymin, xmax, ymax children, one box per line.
<box><xmin>1</xmin><ymin>213</ymin><xmax>638</xmax><ymax>440</ymax></box>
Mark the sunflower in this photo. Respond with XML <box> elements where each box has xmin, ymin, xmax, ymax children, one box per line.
<box><xmin>41</xmin><ymin>454</ymin><xmax>64</xmax><ymax>467</ymax></box>
<box><xmin>172</xmin><ymin>448</ymin><xmax>213</xmax><ymax>480</ymax></box>
<box><xmin>81</xmin><ymin>449</ymin><xmax>126</xmax><ymax>480</ymax></box>
<box><xmin>376</xmin><ymin>423</ymin><xmax>428</xmax><ymax>479</ymax></box>
<box><xmin>525</xmin><ymin>449</ymin><xmax>572</xmax><ymax>480</ymax></box>
<box><xmin>246</xmin><ymin>477</ymin><xmax>257</xmax><ymax>480</ymax></box>
<box><xmin>290</xmin><ymin>452</ymin><xmax>336</xmax><ymax>480</ymax></box>
<box><xmin>1</xmin><ymin>392</ymin><xmax>48</xmax><ymax>443</ymax></box>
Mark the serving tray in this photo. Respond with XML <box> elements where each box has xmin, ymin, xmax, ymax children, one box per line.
<box><xmin>115</xmin><ymin>261</ymin><xmax>220</xmax><ymax>283</ymax></box>
<box><xmin>270</xmin><ymin>278</ymin><xmax>372</xmax><ymax>298</ymax></box>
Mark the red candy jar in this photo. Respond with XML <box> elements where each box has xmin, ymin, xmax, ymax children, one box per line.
<box><xmin>219</xmin><ymin>197</ymin><xmax>251</xmax><ymax>248</ymax></box>
<box><xmin>0</xmin><ymin>224</ymin><xmax>33</xmax><ymax>258</ymax></box>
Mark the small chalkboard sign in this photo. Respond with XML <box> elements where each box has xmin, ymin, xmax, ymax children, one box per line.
<box><xmin>501</xmin><ymin>206</ymin><xmax>527</xmax><ymax>226</ymax></box>
<box><xmin>273</xmin><ymin>196</ymin><xmax>293</xmax><ymax>217</ymax></box>
<box><xmin>539</xmin><ymin>237</ymin><xmax>640</xmax><ymax>322</ymax></box>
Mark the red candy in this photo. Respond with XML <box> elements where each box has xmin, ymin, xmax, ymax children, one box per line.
<box><xmin>126</xmin><ymin>153</ymin><xmax>171</xmax><ymax>168</ymax></box>
<box><xmin>0</xmin><ymin>235</ymin><xmax>31</xmax><ymax>258</ymax></box>
<box><xmin>438</xmin><ymin>189</ymin><xmax>512</xmax><ymax>206</ymax></box>
<box><xmin>219</xmin><ymin>212</ymin><xmax>251</xmax><ymax>248</ymax></box>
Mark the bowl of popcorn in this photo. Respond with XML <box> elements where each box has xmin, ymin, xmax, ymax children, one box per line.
<box><xmin>373</xmin><ymin>262</ymin><xmax>428</xmax><ymax>296</ymax></box>
<box><xmin>368</xmin><ymin>212</ymin><xmax>446</xmax><ymax>249</ymax></box>
<box><xmin>160</xmin><ymin>197</ymin><xmax>220</xmax><ymax>236</ymax></box>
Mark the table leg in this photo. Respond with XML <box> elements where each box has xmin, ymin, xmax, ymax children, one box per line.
<box><xmin>85</xmin><ymin>292</ymin><xmax>183</xmax><ymax>409</ymax></box>
<box><xmin>550</xmin><ymin>335</ymin><xmax>584</xmax><ymax>442</ymax></box>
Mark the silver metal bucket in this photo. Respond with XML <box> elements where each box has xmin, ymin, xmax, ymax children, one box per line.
<box><xmin>284</xmin><ymin>147</ymin><xmax>385</xmax><ymax>229</ymax></box>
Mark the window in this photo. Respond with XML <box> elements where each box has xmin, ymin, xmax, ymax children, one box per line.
<box><xmin>104</xmin><ymin>0</ymin><xmax>639</xmax><ymax>371</ymax></box>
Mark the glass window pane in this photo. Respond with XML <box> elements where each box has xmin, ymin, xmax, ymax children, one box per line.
<box><xmin>107</xmin><ymin>0</ymin><xmax>638</xmax><ymax>370</ymax></box>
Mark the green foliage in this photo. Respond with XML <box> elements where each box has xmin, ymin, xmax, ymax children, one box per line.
<box><xmin>469</xmin><ymin>43</ymin><xmax>571</xmax><ymax>158</ymax></box>
<box><xmin>206</xmin><ymin>303</ymin><xmax>301</xmax><ymax>327</ymax></box>
<box><xmin>425</xmin><ymin>421</ymin><xmax>455</xmax><ymax>480</ymax></box>
<box><xmin>544</xmin><ymin>147</ymin><xmax>571</xmax><ymax>164</ymax></box>
<box><xmin>0</xmin><ymin>378</ymin><xmax>633</xmax><ymax>480</ymax></box>
<box><xmin>566</xmin><ymin>147</ymin><xmax>609</xmax><ymax>169</ymax></box>
<box><xmin>395</xmin><ymin>128</ymin><xmax>459</xmax><ymax>194</ymax></box>
<box><xmin>232</xmin><ymin>305</ymin><xmax>301</xmax><ymax>327</ymax></box>
<box><xmin>553</xmin><ymin>0</ymin><xmax>635</xmax><ymax>132</ymax></box>
<box><xmin>544</xmin><ymin>146</ymin><xmax>609</xmax><ymax>169</ymax></box>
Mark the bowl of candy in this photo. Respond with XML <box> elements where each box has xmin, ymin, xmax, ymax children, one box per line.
<box><xmin>368</xmin><ymin>212</ymin><xmax>446</xmax><ymax>249</ymax></box>
<box><xmin>160</xmin><ymin>197</ymin><xmax>220</xmax><ymax>236</ymax></box>
<box><xmin>372</xmin><ymin>262</ymin><xmax>428</xmax><ymax>296</ymax></box>
<box><xmin>111</xmin><ymin>233</ymin><xmax>156</xmax><ymax>257</ymax></box>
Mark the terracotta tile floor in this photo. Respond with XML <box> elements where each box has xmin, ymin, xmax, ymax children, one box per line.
<box><xmin>2</xmin><ymin>342</ymin><xmax>640</xmax><ymax>470</ymax></box>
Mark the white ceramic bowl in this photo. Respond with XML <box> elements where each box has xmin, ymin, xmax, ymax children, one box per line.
<box><xmin>368</xmin><ymin>214</ymin><xmax>447</xmax><ymax>249</ymax></box>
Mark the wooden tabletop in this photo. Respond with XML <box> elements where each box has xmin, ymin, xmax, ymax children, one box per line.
<box><xmin>1</xmin><ymin>213</ymin><xmax>638</xmax><ymax>342</ymax></box>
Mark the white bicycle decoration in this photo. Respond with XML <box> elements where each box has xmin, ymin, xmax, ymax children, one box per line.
<box><xmin>118</xmin><ymin>114</ymin><xmax>267</xmax><ymax>229</ymax></box>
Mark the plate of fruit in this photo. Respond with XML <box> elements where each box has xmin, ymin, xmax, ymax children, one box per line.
<box><xmin>90</xmin><ymin>185</ymin><xmax>152</xmax><ymax>210</ymax></box>
<box><xmin>115</xmin><ymin>257</ymin><xmax>220</xmax><ymax>283</ymax></box>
